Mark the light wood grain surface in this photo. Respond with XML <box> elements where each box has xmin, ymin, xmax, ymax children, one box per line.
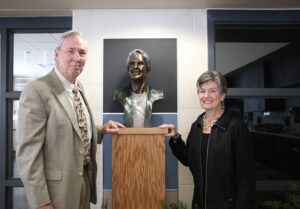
<box><xmin>112</xmin><ymin>128</ymin><xmax>166</xmax><ymax>209</ymax></box>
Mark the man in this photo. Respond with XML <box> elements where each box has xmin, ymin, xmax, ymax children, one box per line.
<box><xmin>113</xmin><ymin>49</ymin><xmax>164</xmax><ymax>127</ymax></box>
<box><xmin>16</xmin><ymin>31</ymin><xmax>125</xmax><ymax>209</ymax></box>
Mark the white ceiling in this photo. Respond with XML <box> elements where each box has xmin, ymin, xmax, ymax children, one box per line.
<box><xmin>0</xmin><ymin>0</ymin><xmax>300</xmax><ymax>17</ymax></box>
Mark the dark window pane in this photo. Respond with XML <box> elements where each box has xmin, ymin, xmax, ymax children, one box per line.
<box><xmin>217</xmin><ymin>42</ymin><xmax>300</xmax><ymax>89</ymax></box>
<box><xmin>225</xmin><ymin>98</ymin><xmax>300</xmax><ymax>180</ymax></box>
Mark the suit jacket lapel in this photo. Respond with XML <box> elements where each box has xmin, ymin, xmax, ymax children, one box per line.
<box><xmin>46</xmin><ymin>70</ymin><xmax>82</xmax><ymax>140</ymax></box>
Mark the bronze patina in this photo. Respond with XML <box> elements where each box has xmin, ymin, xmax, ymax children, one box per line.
<box><xmin>113</xmin><ymin>49</ymin><xmax>164</xmax><ymax>127</ymax></box>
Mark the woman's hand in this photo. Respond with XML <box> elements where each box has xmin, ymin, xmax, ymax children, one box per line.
<box><xmin>158</xmin><ymin>124</ymin><xmax>181</xmax><ymax>139</ymax></box>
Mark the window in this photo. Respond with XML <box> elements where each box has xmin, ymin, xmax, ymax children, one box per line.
<box><xmin>208</xmin><ymin>10</ymin><xmax>300</xmax><ymax>191</ymax></box>
<box><xmin>0</xmin><ymin>17</ymin><xmax>71</xmax><ymax>209</ymax></box>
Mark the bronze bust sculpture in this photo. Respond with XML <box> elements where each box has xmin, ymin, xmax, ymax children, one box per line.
<box><xmin>113</xmin><ymin>49</ymin><xmax>164</xmax><ymax>127</ymax></box>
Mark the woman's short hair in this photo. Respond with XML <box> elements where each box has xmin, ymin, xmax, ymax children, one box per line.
<box><xmin>56</xmin><ymin>30</ymin><xmax>87</xmax><ymax>50</ymax></box>
<box><xmin>196</xmin><ymin>70</ymin><xmax>227</xmax><ymax>94</ymax></box>
<box><xmin>127</xmin><ymin>49</ymin><xmax>151</xmax><ymax>72</ymax></box>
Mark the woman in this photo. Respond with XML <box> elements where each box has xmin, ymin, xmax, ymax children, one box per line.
<box><xmin>160</xmin><ymin>71</ymin><xmax>255</xmax><ymax>209</ymax></box>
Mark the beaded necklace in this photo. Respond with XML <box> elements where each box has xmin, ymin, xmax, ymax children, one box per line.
<box><xmin>202</xmin><ymin>109</ymin><xmax>224</xmax><ymax>131</ymax></box>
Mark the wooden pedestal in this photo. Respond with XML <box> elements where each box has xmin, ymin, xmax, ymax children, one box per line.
<box><xmin>112</xmin><ymin>128</ymin><xmax>167</xmax><ymax>209</ymax></box>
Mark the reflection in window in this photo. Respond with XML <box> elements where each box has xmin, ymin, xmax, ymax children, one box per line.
<box><xmin>225</xmin><ymin>98</ymin><xmax>300</xmax><ymax>180</ymax></box>
<box><xmin>216</xmin><ymin>28</ymin><xmax>300</xmax><ymax>182</ymax></box>
<box><xmin>13</xmin><ymin>33</ymin><xmax>62</xmax><ymax>91</ymax></box>
<box><xmin>13</xmin><ymin>187</ymin><xmax>29</xmax><ymax>209</ymax></box>
<box><xmin>216</xmin><ymin>42</ymin><xmax>300</xmax><ymax>89</ymax></box>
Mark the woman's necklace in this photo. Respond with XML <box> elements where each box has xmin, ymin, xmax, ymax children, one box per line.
<box><xmin>203</xmin><ymin>109</ymin><xmax>224</xmax><ymax>131</ymax></box>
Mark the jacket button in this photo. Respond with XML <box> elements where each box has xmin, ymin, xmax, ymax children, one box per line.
<box><xmin>79</xmin><ymin>151</ymin><xmax>84</xmax><ymax>155</ymax></box>
<box><xmin>229</xmin><ymin>198</ymin><xmax>232</xmax><ymax>202</ymax></box>
<box><xmin>79</xmin><ymin>172</ymin><xmax>83</xmax><ymax>176</ymax></box>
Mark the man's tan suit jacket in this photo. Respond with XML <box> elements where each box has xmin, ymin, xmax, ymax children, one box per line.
<box><xmin>16</xmin><ymin>70</ymin><xmax>102</xmax><ymax>209</ymax></box>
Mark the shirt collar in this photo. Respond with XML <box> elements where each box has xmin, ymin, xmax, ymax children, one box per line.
<box><xmin>54</xmin><ymin>67</ymin><xmax>81</xmax><ymax>92</ymax></box>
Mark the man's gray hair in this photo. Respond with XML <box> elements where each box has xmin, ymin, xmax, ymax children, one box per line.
<box><xmin>56</xmin><ymin>30</ymin><xmax>87</xmax><ymax>50</ymax></box>
<box><xmin>196</xmin><ymin>70</ymin><xmax>227</xmax><ymax>94</ymax></box>
<box><xmin>127</xmin><ymin>49</ymin><xmax>151</xmax><ymax>72</ymax></box>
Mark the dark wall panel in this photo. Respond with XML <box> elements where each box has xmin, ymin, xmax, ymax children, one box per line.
<box><xmin>103</xmin><ymin>39</ymin><xmax>177</xmax><ymax>113</ymax></box>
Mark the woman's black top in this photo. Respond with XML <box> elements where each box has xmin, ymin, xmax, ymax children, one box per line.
<box><xmin>169</xmin><ymin>110</ymin><xmax>256</xmax><ymax>209</ymax></box>
<box><xmin>201</xmin><ymin>133</ymin><xmax>209</xmax><ymax>202</ymax></box>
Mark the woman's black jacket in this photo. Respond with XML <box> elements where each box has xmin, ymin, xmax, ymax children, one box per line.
<box><xmin>169</xmin><ymin>110</ymin><xmax>256</xmax><ymax>209</ymax></box>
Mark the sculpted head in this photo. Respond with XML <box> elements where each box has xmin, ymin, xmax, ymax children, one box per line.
<box><xmin>127</xmin><ymin>49</ymin><xmax>151</xmax><ymax>82</ymax></box>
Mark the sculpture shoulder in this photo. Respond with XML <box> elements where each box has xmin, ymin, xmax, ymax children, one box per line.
<box><xmin>148</xmin><ymin>87</ymin><xmax>164</xmax><ymax>101</ymax></box>
<box><xmin>113</xmin><ymin>87</ymin><xmax>131</xmax><ymax>103</ymax></box>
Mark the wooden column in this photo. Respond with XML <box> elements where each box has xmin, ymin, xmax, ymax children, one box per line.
<box><xmin>112</xmin><ymin>128</ymin><xmax>167</xmax><ymax>209</ymax></box>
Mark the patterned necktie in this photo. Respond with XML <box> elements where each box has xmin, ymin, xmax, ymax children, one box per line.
<box><xmin>72</xmin><ymin>86</ymin><xmax>90</xmax><ymax>164</ymax></box>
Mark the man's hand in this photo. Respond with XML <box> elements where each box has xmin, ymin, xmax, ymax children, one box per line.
<box><xmin>158</xmin><ymin>124</ymin><xmax>180</xmax><ymax>138</ymax></box>
<box><xmin>101</xmin><ymin>120</ymin><xmax>126</xmax><ymax>135</ymax></box>
<box><xmin>38</xmin><ymin>204</ymin><xmax>54</xmax><ymax>209</ymax></box>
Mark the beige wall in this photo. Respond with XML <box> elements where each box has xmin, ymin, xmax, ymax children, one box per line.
<box><xmin>73</xmin><ymin>9</ymin><xmax>207</xmax><ymax>209</ymax></box>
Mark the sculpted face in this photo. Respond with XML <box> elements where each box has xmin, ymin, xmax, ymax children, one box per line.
<box><xmin>55</xmin><ymin>35</ymin><xmax>87</xmax><ymax>83</ymax></box>
<box><xmin>128</xmin><ymin>53</ymin><xmax>147</xmax><ymax>81</ymax></box>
